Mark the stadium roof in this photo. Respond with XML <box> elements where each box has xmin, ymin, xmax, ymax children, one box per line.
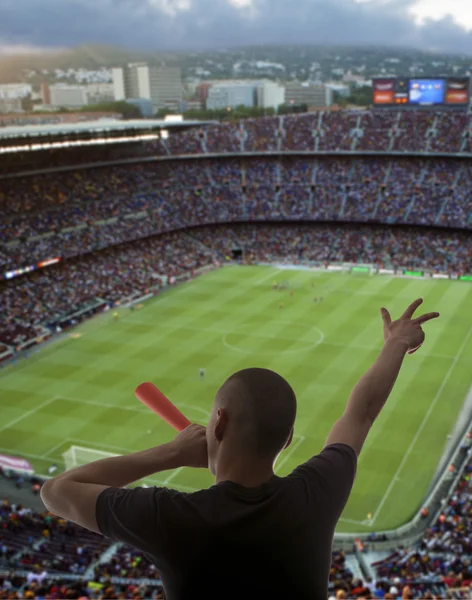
<box><xmin>0</xmin><ymin>118</ymin><xmax>217</xmax><ymax>141</ymax></box>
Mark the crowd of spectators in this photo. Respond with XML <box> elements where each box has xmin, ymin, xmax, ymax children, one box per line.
<box><xmin>155</xmin><ymin>110</ymin><xmax>468</xmax><ymax>156</ymax></box>
<box><xmin>0</xmin><ymin>323</ymin><xmax>42</xmax><ymax>349</ymax></box>
<box><xmin>190</xmin><ymin>223</ymin><xmax>472</xmax><ymax>273</ymax></box>
<box><xmin>0</xmin><ymin>494</ymin><xmax>166</xmax><ymax>598</ymax></box>
<box><xmin>93</xmin><ymin>547</ymin><xmax>159</xmax><ymax>581</ymax></box>
<box><xmin>371</xmin><ymin>449</ymin><xmax>472</xmax><ymax>599</ymax></box>
<box><xmin>0</xmin><ymin>231</ymin><xmax>215</xmax><ymax>338</ymax></box>
<box><xmin>0</xmin><ymin>497</ymin><xmax>112</xmax><ymax>575</ymax></box>
<box><xmin>3</xmin><ymin>108</ymin><xmax>472</xmax><ymax>177</ymax></box>
<box><xmin>244</xmin><ymin>116</ymin><xmax>280</xmax><ymax>152</ymax></box>
<box><xmin>1</xmin><ymin>156</ymin><xmax>471</xmax><ymax>274</ymax></box>
<box><xmin>0</xmin><ymin>576</ymin><xmax>165</xmax><ymax>600</ymax></box>
<box><xmin>1</xmin><ymin>222</ymin><xmax>471</xmax><ymax>349</ymax></box>
<box><xmin>159</xmin><ymin>110</ymin><xmax>470</xmax><ymax>155</ymax></box>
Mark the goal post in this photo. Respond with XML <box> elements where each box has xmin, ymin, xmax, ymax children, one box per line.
<box><xmin>63</xmin><ymin>445</ymin><xmax>120</xmax><ymax>471</ymax></box>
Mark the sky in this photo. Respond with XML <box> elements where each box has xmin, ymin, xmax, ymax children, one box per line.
<box><xmin>0</xmin><ymin>0</ymin><xmax>472</xmax><ymax>54</ymax></box>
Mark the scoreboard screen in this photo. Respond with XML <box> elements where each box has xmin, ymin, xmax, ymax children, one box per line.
<box><xmin>372</xmin><ymin>77</ymin><xmax>470</xmax><ymax>108</ymax></box>
<box><xmin>409</xmin><ymin>79</ymin><xmax>444</xmax><ymax>104</ymax></box>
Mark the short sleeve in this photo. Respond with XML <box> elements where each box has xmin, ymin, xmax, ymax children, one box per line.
<box><xmin>96</xmin><ymin>486</ymin><xmax>162</xmax><ymax>554</ymax></box>
<box><xmin>289</xmin><ymin>443</ymin><xmax>357</xmax><ymax>521</ymax></box>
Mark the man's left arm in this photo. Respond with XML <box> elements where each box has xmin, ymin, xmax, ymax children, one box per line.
<box><xmin>40</xmin><ymin>424</ymin><xmax>207</xmax><ymax>534</ymax></box>
<box><xmin>40</xmin><ymin>442</ymin><xmax>181</xmax><ymax>533</ymax></box>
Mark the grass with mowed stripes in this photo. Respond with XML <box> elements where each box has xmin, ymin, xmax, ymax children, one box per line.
<box><xmin>1</xmin><ymin>265</ymin><xmax>471</xmax><ymax>533</ymax></box>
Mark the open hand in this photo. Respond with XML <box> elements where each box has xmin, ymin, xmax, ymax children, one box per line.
<box><xmin>170</xmin><ymin>424</ymin><xmax>208</xmax><ymax>468</ymax></box>
<box><xmin>381</xmin><ymin>298</ymin><xmax>440</xmax><ymax>355</ymax></box>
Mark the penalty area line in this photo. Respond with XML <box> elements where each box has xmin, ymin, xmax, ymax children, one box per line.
<box><xmin>275</xmin><ymin>435</ymin><xmax>306</xmax><ymax>473</ymax></box>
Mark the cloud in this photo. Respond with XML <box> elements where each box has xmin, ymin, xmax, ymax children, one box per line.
<box><xmin>0</xmin><ymin>0</ymin><xmax>472</xmax><ymax>53</ymax></box>
<box><xmin>408</xmin><ymin>0</ymin><xmax>472</xmax><ymax>30</ymax></box>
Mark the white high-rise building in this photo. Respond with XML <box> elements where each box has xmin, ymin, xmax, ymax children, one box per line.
<box><xmin>0</xmin><ymin>83</ymin><xmax>32</xmax><ymax>100</ymax></box>
<box><xmin>285</xmin><ymin>82</ymin><xmax>332</xmax><ymax>108</ymax></box>
<box><xmin>0</xmin><ymin>97</ymin><xmax>22</xmax><ymax>113</ymax></box>
<box><xmin>112</xmin><ymin>67</ymin><xmax>126</xmax><ymax>101</ymax></box>
<box><xmin>49</xmin><ymin>84</ymin><xmax>88</xmax><ymax>108</ymax></box>
<box><xmin>202</xmin><ymin>79</ymin><xmax>285</xmax><ymax>111</ymax></box>
<box><xmin>257</xmin><ymin>81</ymin><xmax>285</xmax><ymax>109</ymax></box>
<box><xmin>112</xmin><ymin>64</ymin><xmax>182</xmax><ymax>111</ymax></box>
<box><xmin>206</xmin><ymin>83</ymin><xmax>256</xmax><ymax>110</ymax></box>
<box><xmin>86</xmin><ymin>83</ymin><xmax>115</xmax><ymax>105</ymax></box>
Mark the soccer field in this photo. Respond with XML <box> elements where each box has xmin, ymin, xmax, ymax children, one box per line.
<box><xmin>1</xmin><ymin>265</ymin><xmax>471</xmax><ymax>533</ymax></box>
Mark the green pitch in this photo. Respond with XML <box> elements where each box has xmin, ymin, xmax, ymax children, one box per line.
<box><xmin>1</xmin><ymin>265</ymin><xmax>471</xmax><ymax>533</ymax></box>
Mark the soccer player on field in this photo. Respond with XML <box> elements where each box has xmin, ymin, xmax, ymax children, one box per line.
<box><xmin>41</xmin><ymin>299</ymin><xmax>439</xmax><ymax>600</ymax></box>
<box><xmin>200</xmin><ymin>368</ymin><xmax>205</xmax><ymax>381</ymax></box>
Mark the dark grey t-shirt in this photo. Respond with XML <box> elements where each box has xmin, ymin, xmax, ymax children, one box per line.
<box><xmin>96</xmin><ymin>443</ymin><xmax>357</xmax><ymax>600</ymax></box>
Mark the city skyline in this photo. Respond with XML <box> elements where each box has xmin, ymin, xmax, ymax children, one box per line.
<box><xmin>1</xmin><ymin>0</ymin><xmax>472</xmax><ymax>55</ymax></box>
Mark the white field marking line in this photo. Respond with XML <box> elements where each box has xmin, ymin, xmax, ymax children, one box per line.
<box><xmin>59</xmin><ymin>396</ymin><xmax>210</xmax><ymax>420</ymax></box>
<box><xmin>325</xmin><ymin>340</ymin><xmax>455</xmax><ymax>361</ymax></box>
<box><xmin>0</xmin><ymin>446</ymin><xmax>53</xmax><ymax>461</ymax></box>
<box><xmin>270</xmin><ymin>321</ymin><xmax>455</xmax><ymax>360</ymax></box>
<box><xmin>275</xmin><ymin>435</ymin><xmax>306</xmax><ymax>473</ymax></box>
<box><xmin>177</xmin><ymin>403</ymin><xmax>210</xmax><ymax>419</ymax></box>
<box><xmin>371</xmin><ymin>325</ymin><xmax>472</xmax><ymax>526</ymax></box>
<box><xmin>338</xmin><ymin>517</ymin><xmax>366</xmax><ymax>526</ymax></box>
<box><xmin>63</xmin><ymin>438</ymin><xmax>197</xmax><ymax>492</ymax></box>
<box><xmin>129</xmin><ymin>321</ymin><xmax>456</xmax><ymax>360</ymax></box>
<box><xmin>122</xmin><ymin>280</ymin><xmax>202</xmax><ymax>315</ymax></box>
<box><xmin>41</xmin><ymin>439</ymin><xmax>69</xmax><ymax>459</ymax></box>
<box><xmin>128</xmin><ymin>320</ymin><xmax>229</xmax><ymax>333</ymax></box>
<box><xmin>68</xmin><ymin>437</ymin><xmax>136</xmax><ymax>455</ymax></box>
<box><xmin>255</xmin><ymin>268</ymin><xmax>281</xmax><ymax>285</ymax></box>
<box><xmin>0</xmin><ymin>397</ymin><xmax>56</xmax><ymax>434</ymax></box>
<box><xmin>162</xmin><ymin>467</ymin><xmax>185</xmax><ymax>486</ymax></box>
<box><xmin>153</xmin><ymin>296</ymin><xmax>170</xmax><ymax>307</ymax></box>
<box><xmin>59</xmin><ymin>395</ymin><xmax>149</xmax><ymax>413</ymax></box>
<box><xmin>0</xmin><ymin>443</ymin><xmax>199</xmax><ymax>493</ymax></box>
<box><xmin>221</xmin><ymin>329</ymin><xmax>325</xmax><ymax>356</ymax></box>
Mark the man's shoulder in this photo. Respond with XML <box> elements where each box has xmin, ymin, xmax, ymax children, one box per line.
<box><xmin>287</xmin><ymin>444</ymin><xmax>357</xmax><ymax>485</ymax></box>
<box><xmin>286</xmin><ymin>443</ymin><xmax>357</xmax><ymax>518</ymax></box>
<box><xmin>308</xmin><ymin>443</ymin><xmax>357</xmax><ymax>467</ymax></box>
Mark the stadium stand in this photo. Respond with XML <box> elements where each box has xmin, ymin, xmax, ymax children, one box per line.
<box><xmin>2</xmin><ymin>441</ymin><xmax>472</xmax><ymax>598</ymax></box>
<box><xmin>1</xmin><ymin>156</ymin><xmax>471</xmax><ymax>274</ymax></box>
<box><xmin>1</xmin><ymin>109</ymin><xmax>472</xmax><ymax>598</ymax></box>
<box><xmin>1</xmin><ymin>223</ymin><xmax>471</xmax><ymax>348</ymax></box>
<box><xmin>4</xmin><ymin>108</ymin><xmax>472</xmax><ymax>176</ymax></box>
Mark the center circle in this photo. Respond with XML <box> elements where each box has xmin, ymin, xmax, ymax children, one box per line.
<box><xmin>222</xmin><ymin>324</ymin><xmax>325</xmax><ymax>356</ymax></box>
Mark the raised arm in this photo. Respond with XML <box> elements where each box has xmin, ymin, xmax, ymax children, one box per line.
<box><xmin>325</xmin><ymin>299</ymin><xmax>439</xmax><ymax>456</ymax></box>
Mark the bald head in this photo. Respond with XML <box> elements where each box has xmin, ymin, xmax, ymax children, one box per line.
<box><xmin>214</xmin><ymin>368</ymin><xmax>297</xmax><ymax>459</ymax></box>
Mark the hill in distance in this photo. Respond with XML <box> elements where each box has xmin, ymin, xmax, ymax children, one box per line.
<box><xmin>0</xmin><ymin>44</ymin><xmax>160</xmax><ymax>83</ymax></box>
<box><xmin>0</xmin><ymin>42</ymin><xmax>470</xmax><ymax>85</ymax></box>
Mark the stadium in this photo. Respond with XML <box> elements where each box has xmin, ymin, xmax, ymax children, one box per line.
<box><xmin>1</xmin><ymin>101</ymin><xmax>472</xmax><ymax>599</ymax></box>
